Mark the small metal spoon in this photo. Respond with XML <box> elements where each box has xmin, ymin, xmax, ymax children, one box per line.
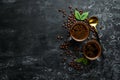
<box><xmin>89</xmin><ymin>16</ymin><xmax>98</xmax><ymax>32</ymax></box>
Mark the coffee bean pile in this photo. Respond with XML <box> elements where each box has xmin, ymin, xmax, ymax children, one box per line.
<box><xmin>69</xmin><ymin>61</ymin><xmax>81</xmax><ymax>70</ymax></box>
<box><xmin>58</xmin><ymin>7</ymin><xmax>77</xmax><ymax>30</ymax></box>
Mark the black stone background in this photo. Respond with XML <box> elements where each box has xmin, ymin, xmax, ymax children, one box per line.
<box><xmin>0</xmin><ymin>0</ymin><xmax>120</xmax><ymax>80</ymax></box>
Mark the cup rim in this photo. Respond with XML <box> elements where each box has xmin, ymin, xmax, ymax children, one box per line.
<box><xmin>83</xmin><ymin>39</ymin><xmax>101</xmax><ymax>60</ymax></box>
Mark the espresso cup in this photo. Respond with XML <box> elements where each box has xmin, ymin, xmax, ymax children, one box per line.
<box><xmin>83</xmin><ymin>40</ymin><xmax>101</xmax><ymax>60</ymax></box>
<box><xmin>70</xmin><ymin>21</ymin><xmax>90</xmax><ymax>42</ymax></box>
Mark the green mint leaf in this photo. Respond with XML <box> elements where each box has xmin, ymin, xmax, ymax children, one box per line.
<box><xmin>82</xmin><ymin>58</ymin><xmax>88</xmax><ymax>65</ymax></box>
<box><xmin>80</xmin><ymin>12</ymin><xmax>89</xmax><ymax>20</ymax></box>
<box><xmin>74</xmin><ymin>10</ymin><xmax>81</xmax><ymax>20</ymax></box>
<box><xmin>75</xmin><ymin>58</ymin><xmax>88</xmax><ymax>65</ymax></box>
<box><xmin>75</xmin><ymin>58</ymin><xmax>84</xmax><ymax>63</ymax></box>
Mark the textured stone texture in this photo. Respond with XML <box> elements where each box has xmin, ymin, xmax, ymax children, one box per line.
<box><xmin>0</xmin><ymin>0</ymin><xmax>120</xmax><ymax>80</ymax></box>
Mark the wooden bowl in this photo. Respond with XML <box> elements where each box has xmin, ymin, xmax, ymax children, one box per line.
<box><xmin>70</xmin><ymin>21</ymin><xmax>90</xmax><ymax>42</ymax></box>
<box><xmin>83</xmin><ymin>40</ymin><xmax>101</xmax><ymax>60</ymax></box>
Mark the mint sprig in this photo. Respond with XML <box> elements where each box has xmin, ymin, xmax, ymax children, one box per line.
<box><xmin>74</xmin><ymin>10</ymin><xmax>89</xmax><ymax>20</ymax></box>
<box><xmin>75</xmin><ymin>58</ymin><xmax>88</xmax><ymax>65</ymax></box>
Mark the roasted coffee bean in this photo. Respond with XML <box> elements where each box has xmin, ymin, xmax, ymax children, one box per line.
<box><xmin>68</xmin><ymin>6</ymin><xmax>72</xmax><ymax>9</ymax></box>
<box><xmin>58</xmin><ymin>9</ymin><xmax>62</xmax><ymax>12</ymax></box>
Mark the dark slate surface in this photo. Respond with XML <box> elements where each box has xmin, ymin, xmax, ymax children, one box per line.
<box><xmin>0</xmin><ymin>0</ymin><xmax>120</xmax><ymax>80</ymax></box>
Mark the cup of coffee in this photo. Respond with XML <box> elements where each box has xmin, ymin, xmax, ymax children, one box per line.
<box><xmin>83</xmin><ymin>40</ymin><xmax>101</xmax><ymax>60</ymax></box>
<box><xmin>70</xmin><ymin>21</ymin><xmax>90</xmax><ymax>42</ymax></box>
